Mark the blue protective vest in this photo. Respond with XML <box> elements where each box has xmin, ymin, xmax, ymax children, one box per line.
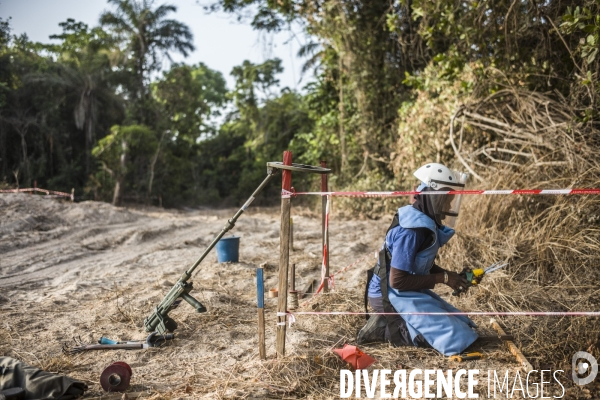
<box><xmin>386</xmin><ymin>205</ymin><xmax>478</xmax><ymax>356</ymax></box>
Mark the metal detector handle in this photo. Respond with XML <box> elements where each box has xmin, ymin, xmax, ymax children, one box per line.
<box><xmin>184</xmin><ymin>169</ymin><xmax>278</xmax><ymax>279</ymax></box>
<box><xmin>181</xmin><ymin>292</ymin><xmax>206</xmax><ymax>313</ymax></box>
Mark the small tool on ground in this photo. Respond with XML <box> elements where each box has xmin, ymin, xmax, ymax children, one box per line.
<box><xmin>449</xmin><ymin>352</ymin><xmax>484</xmax><ymax>362</ymax></box>
<box><xmin>453</xmin><ymin>262</ymin><xmax>508</xmax><ymax>296</ymax></box>
<box><xmin>63</xmin><ymin>333</ymin><xmax>174</xmax><ymax>355</ymax></box>
<box><xmin>98</xmin><ymin>332</ymin><xmax>174</xmax><ymax>347</ymax></box>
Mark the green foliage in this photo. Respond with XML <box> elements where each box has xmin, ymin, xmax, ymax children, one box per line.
<box><xmin>561</xmin><ymin>5</ymin><xmax>600</xmax><ymax>65</ymax></box>
<box><xmin>100</xmin><ymin>0</ymin><xmax>195</xmax><ymax>124</ymax></box>
<box><xmin>3</xmin><ymin>0</ymin><xmax>599</xmax><ymax>212</ymax></box>
<box><xmin>153</xmin><ymin>63</ymin><xmax>227</xmax><ymax>142</ymax></box>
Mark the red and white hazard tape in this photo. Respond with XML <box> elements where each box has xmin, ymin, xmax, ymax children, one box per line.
<box><xmin>0</xmin><ymin>187</ymin><xmax>74</xmax><ymax>200</ymax></box>
<box><xmin>285</xmin><ymin>188</ymin><xmax>600</xmax><ymax>198</ymax></box>
<box><xmin>278</xmin><ymin>310</ymin><xmax>600</xmax><ymax>327</ymax></box>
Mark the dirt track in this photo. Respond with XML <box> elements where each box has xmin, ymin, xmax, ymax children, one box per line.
<box><xmin>1</xmin><ymin>193</ymin><xmax>383</xmax><ymax>398</ymax></box>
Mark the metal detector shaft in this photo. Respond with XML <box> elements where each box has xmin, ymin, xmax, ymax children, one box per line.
<box><xmin>144</xmin><ymin>168</ymin><xmax>278</xmax><ymax>334</ymax></box>
<box><xmin>184</xmin><ymin>170</ymin><xmax>277</xmax><ymax>279</ymax></box>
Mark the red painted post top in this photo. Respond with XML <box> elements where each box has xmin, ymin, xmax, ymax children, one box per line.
<box><xmin>282</xmin><ymin>151</ymin><xmax>292</xmax><ymax>191</ymax></box>
<box><xmin>320</xmin><ymin>161</ymin><xmax>327</xmax><ymax>191</ymax></box>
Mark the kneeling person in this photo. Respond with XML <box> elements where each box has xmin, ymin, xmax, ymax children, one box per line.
<box><xmin>357</xmin><ymin>163</ymin><xmax>477</xmax><ymax>356</ymax></box>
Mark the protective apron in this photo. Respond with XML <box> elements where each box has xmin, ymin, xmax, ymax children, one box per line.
<box><xmin>387</xmin><ymin>205</ymin><xmax>478</xmax><ymax>356</ymax></box>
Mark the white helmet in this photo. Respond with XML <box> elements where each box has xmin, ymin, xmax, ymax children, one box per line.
<box><xmin>413</xmin><ymin>163</ymin><xmax>468</xmax><ymax>228</ymax></box>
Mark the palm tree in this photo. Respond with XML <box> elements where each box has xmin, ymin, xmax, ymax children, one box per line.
<box><xmin>30</xmin><ymin>20</ymin><xmax>121</xmax><ymax>176</ymax></box>
<box><xmin>100</xmin><ymin>0</ymin><xmax>195</xmax><ymax>123</ymax></box>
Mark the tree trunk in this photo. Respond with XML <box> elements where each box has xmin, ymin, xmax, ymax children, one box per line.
<box><xmin>112</xmin><ymin>138</ymin><xmax>128</xmax><ymax>206</ymax></box>
<box><xmin>338</xmin><ymin>57</ymin><xmax>347</xmax><ymax>173</ymax></box>
<box><xmin>18</xmin><ymin>127</ymin><xmax>30</xmax><ymax>187</ymax></box>
<box><xmin>148</xmin><ymin>130</ymin><xmax>167</xmax><ymax>198</ymax></box>
<box><xmin>0</xmin><ymin>124</ymin><xmax>6</xmax><ymax>180</ymax></box>
<box><xmin>85</xmin><ymin>95</ymin><xmax>93</xmax><ymax>177</ymax></box>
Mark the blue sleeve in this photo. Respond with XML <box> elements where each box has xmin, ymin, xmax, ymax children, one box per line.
<box><xmin>386</xmin><ymin>227</ymin><xmax>426</xmax><ymax>273</ymax></box>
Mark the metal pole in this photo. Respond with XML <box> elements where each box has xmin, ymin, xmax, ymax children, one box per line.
<box><xmin>276</xmin><ymin>151</ymin><xmax>293</xmax><ymax>357</ymax></box>
<box><xmin>320</xmin><ymin>160</ymin><xmax>329</xmax><ymax>292</ymax></box>
<box><xmin>183</xmin><ymin>170</ymin><xmax>276</xmax><ymax>280</ymax></box>
<box><xmin>256</xmin><ymin>267</ymin><xmax>266</xmax><ymax>360</ymax></box>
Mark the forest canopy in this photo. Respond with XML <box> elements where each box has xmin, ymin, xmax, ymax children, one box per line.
<box><xmin>1</xmin><ymin>0</ymin><xmax>599</xmax><ymax>209</ymax></box>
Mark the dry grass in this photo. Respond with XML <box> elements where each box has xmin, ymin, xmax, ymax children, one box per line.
<box><xmin>439</xmin><ymin>87</ymin><xmax>600</xmax><ymax>367</ymax></box>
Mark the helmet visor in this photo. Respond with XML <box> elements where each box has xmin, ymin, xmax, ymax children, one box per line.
<box><xmin>431</xmin><ymin>171</ymin><xmax>468</xmax><ymax>228</ymax></box>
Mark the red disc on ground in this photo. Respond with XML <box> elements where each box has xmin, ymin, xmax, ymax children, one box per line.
<box><xmin>111</xmin><ymin>361</ymin><xmax>133</xmax><ymax>376</ymax></box>
<box><xmin>100</xmin><ymin>363</ymin><xmax>131</xmax><ymax>392</ymax></box>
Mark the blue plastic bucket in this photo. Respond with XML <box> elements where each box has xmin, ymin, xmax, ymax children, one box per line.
<box><xmin>215</xmin><ymin>236</ymin><xmax>240</xmax><ymax>263</ymax></box>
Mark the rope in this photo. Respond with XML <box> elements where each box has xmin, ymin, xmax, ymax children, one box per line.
<box><xmin>0</xmin><ymin>187</ymin><xmax>74</xmax><ymax>200</ymax></box>
<box><xmin>286</xmin><ymin>188</ymin><xmax>600</xmax><ymax>198</ymax></box>
<box><xmin>278</xmin><ymin>310</ymin><xmax>600</xmax><ymax>326</ymax></box>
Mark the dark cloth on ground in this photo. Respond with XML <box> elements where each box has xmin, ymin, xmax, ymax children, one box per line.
<box><xmin>0</xmin><ymin>357</ymin><xmax>87</xmax><ymax>400</ymax></box>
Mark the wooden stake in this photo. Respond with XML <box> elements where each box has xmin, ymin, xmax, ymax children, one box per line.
<box><xmin>276</xmin><ymin>151</ymin><xmax>293</xmax><ymax>357</ymax></box>
<box><xmin>490</xmin><ymin>319</ymin><xmax>533</xmax><ymax>372</ymax></box>
<box><xmin>320</xmin><ymin>160</ymin><xmax>329</xmax><ymax>292</ymax></box>
<box><xmin>256</xmin><ymin>266</ymin><xmax>266</xmax><ymax>360</ymax></box>
<box><xmin>290</xmin><ymin>217</ymin><xmax>294</xmax><ymax>251</ymax></box>
<box><xmin>290</xmin><ymin>263</ymin><xmax>296</xmax><ymax>291</ymax></box>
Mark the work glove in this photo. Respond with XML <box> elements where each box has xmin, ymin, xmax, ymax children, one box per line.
<box><xmin>446</xmin><ymin>271</ymin><xmax>471</xmax><ymax>295</ymax></box>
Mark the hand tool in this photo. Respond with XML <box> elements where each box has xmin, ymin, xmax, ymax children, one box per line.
<box><xmin>98</xmin><ymin>332</ymin><xmax>174</xmax><ymax>347</ymax></box>
<box><xmin>63</xmin><ymin>343</ymin><xmax>146</xmax><ymax>355</ymax></box>
<box><xmin>452</xmin><ymin>262</ymin><xmax>508</xmax><ymax>296</ymax></box>
<box><xmin>449</xmin><ymin>352</ymin><xmax>484</xmax><ymax>362</ymax></box>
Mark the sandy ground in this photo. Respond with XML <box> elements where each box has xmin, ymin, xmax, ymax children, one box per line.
<box><xmin>0</xmin><ymin>194</ymin><xmax>579</xmax><ymax>399</ymax></box>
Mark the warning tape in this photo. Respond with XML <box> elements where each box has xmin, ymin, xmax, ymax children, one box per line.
<box><xmin>280</xmin><ymin>311</ymin><xmax>600</xmax><ymax>317</ymax></box>
<box><xmin>286</xmin><ymin>189</ymin><xmax>600</xmax><ymax>198</ymax></box>
<box><xmin>0</xmin><ymin>187</ymin><xmax>74</xmax><ymax>200</ymax></box>
<box><xmin>278</xmin><ymin>310</ymin><xmax>600</xmax><ymax>326</ymax></box>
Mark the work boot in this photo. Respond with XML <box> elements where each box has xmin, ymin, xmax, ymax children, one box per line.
<box><xmin>356</xmin><ymin>315</ymin><xmax>387</xmax><ymax>344</ymax></box>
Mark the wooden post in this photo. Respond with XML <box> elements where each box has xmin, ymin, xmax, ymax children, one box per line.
<box><xmin>256</xmin><ymin>267</ymin><xmax>266</xmax><ymax>360</ymax></box>
<box><xmin>288</xmin><ymin>263</ymin><xmax>299</xmax><ymax>310</ymax></box>
<box><xmin>320</xmin><ymin>160</ymin><xmax>330</xmax><ymax>292</ymax></box>
<box><xmin>290</xmin><ymin>263</ymin><xmax>296</xmax><ymax>292</ymax></box>
<box><xmin>289</xmin><ymin>218</ymin><xmax>294</xmax><ymax>251</ymax></box>
<box><xmin>276</xmin><ymin>151</ymin><xmax>293</xmax><ymax>357</ymax></box>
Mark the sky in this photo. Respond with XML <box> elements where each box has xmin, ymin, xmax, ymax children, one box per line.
<box><xmin>0</xmin><ymin>0</ymin><xmax>313</xmax><ymax>91</ymax></box>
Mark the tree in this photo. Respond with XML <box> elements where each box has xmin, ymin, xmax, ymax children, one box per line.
<box><xmin>149</xmin><ymin>63</ymin><xmax>227</xmax><ymax>196</ymax></box>
<box><xmin>35</xmin><ymin>19</ymin><xmax>122</xmax><ymax>177</ymax></box>
<box><xmin>100</xmin><ymin>0</ymin><xmax>195</xmax><ymax>124</ymax></box>
<box><xmin>92</xmin><ymin>124</ymin><xmax>156</xmax><ymax>205</ymax></box>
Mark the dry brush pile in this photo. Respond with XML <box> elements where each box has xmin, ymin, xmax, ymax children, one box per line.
<box><xmin>439</xmin><ymin>87</ymin><xmax>600</xmax><ymax>367</ymax></box>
